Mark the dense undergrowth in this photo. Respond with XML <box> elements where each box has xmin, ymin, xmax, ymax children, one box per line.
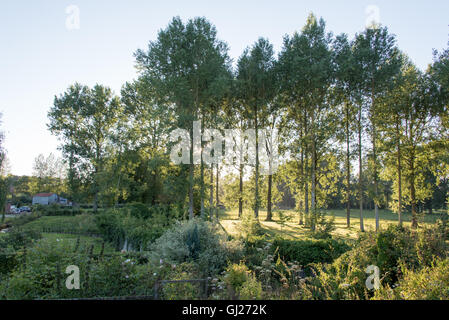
<box><xmin>1</xmin><ymin>204</ymin><xmax>449</xmax><ymax>300</ymax></box>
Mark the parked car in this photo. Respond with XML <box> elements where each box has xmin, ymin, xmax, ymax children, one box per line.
<box><xmin>19</xmin><ymin>206</ymin><xmax>31</xmax><ymax>213</ymax></box>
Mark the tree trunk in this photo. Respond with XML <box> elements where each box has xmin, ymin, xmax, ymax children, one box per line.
<box><xmin>238</xmin><ymin>164</ymin><xmax>243</xmax><ymax>219</ymax></box>
<box><xmin>410</xmin><ymin>150</ymin><xmax>418</xmax><ymax>228</ymax></box>
<box><xmin>358</xmin><ymin>106</ymin><xmax>365</xmax><ymax>232</ymax></box>
<box><xmin>200</xmin><ymin>117</ymin><xmax>205</xmax><ymax>218</ymax></box>
<box><xmin>371</xmin><ymin>83</ymin><xmax>379</xmax><ymax>232</ymax></box>
<box><xmin>254</xmin><ymin>105</ymin><xmax>259</xmax><ymax>219</ymax></box>
<box><xmin>215</xmin><ymin>163</ymin><xmax>219</xmax><ymax>221</ymax></box>
<box><xmin>345</xmin><ymin>103</ymin><xmax>351</xmax><ymax>228</ymax></box>
<box><xmin>266</xmin><ymin>175</ymin><xmax>273</xmax><ymax>221</ymax></box>
<box><xmin>310</xmin><ymin>112</ymin><xmax>317</xmax><ymax>232</ymax></box>
<box><xmin>373</xmin><ymin>127</ymin><xmax>379</xmax><ymax>232</ymax></box>
<box><xmin>209</xmin><ymin>165</ymin><xmax>214</xmax><ymax>220</ymax></box>
<box><xmin>396</xmin><ymin>120</ymin><xmax>403</xmax><ymax>226</ymax></box>
<box><xmin>299</xmin><ymin>146</ymin><xmax>304</xmax><ymax>226</ymax></box>
<box><xmin>189</xmin><ymin>124</ymin><xmax>194</xmax><ymax>219</ymax></box>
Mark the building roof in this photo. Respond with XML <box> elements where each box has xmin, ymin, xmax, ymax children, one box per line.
<box><xmin>33</xmin><ymin>193</ymin><xmax>56</xmax><ymax>197</ymax></box>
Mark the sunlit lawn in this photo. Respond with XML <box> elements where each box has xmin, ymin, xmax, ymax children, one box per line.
<box><xmin>219</xmin><ymin>207</ymin><xmax>445</xmax><ymax>240</ymax></box>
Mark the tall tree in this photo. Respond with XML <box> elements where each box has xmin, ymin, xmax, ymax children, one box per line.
<box><xmin>353</xmin><ymin>26</ymin><xmax>401</xmax><ymax>231</ymax></box>
<box><xmin>135</xmin><ymin>17</ymin><xmax>230</xmax><ymax>219</ymax></box>
<box><xmin>278</xmin><ymin>14</ymin><xmax>334</xmax><ymax>231</ymax></box>
<box><xmin>236</xmin><ymin>38</ymin><xmax>276</xmax><ymax>219</ymax></box>
<box><xmin>334</xmin><ymin>33</ymin><xmax>359</xmax><ymax>228</ymax></box>
<box><xmin>49</xmin><ymin>84</ymin><xmax>121</xmax><ymax>210</ymax></box>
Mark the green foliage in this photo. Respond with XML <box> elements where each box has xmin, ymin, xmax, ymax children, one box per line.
<box><xmin>238</xmin><ymin>273</ymin><xmax>264</xmax><ymax>300</ymax></box>
<box><xmin>301</xmin><ymin>225</ymin><xmax>448</xmax><ymax>300</ymax></box>
<box><xmin>237</xmin><ymin>211</ymin><xmax>264</xmax><ymax>240</ymax></box>
<box><xmin>374</xmin><ymin>258</ymin><xmax>449</xmax><ymax>300</ymax></box>
<box><xmin>223</xmin><ymin>262</ymin><xmax>263</xmax><ymax>299</ymax></box>
<box><xmin>33</xmin><ymin>204</ymin><xmax>84</xmax><ymax>217</ymax></box>
<box><xmin>95</xmin><ymin>205</ymin><xmax>179</xmax><ymax>251</ymax></box>
<box><xmin>0</xmin><ymin>229</ymin><xmax>42</xmax><ymax>275</ymax></box>
<box><xmin>0</xmin><ymin>239</ymin><xmax>155</xmax><ymax>300</ymax></box>
<box><xmin>276</xmin><ymin>210</ymin><xmax>292</xmax><ymax>232</ymax></box>
<box><xmin>272</xmin><ymin>238</ymin><xmax>350</xmax><ymax>267</ymax></box>
<box><xmin>161</xmin><ymin>263</ymin><xmax>202</xmax><ymax>300</ymax></box>
<box><xmin>22</xmin><ymin>215</ymin><xmax>99</xmax><ymax>235</ymax></box>
<box><xmin>150</xmin><ymin>219</ymin><xmax>244</xmax><ymax>276</ymax></box>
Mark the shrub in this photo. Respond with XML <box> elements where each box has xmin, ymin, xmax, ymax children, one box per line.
<box><xmin>239</xmin><ymin>273</ymin><xmax>263</xmax><ymax>300</ymax></box>
<box><xmin>125</xmin><ymin>202</ymin><xmax>152</xmax><ymax>219</ymax></box>
<box><xmin>373</xmin><ymin>258</ymin><xmax>449</xmax><ymax>300</ymax></box>
<box><xmin>95</xmin><ymin>205</ymin><xmax>178</xmax><ymax>251</ymax></box>
<box><xmin>272</xmin><ymin>238</ymin><xmax>350</xmax><ymax>267</ymax></box>
<box><xmin>222</xmin><ymin>262</ymin><xmax>263</xmax><ymax>299</ymax></box>
<box><xmin>300</xmin><ymin>224</ymin><xmax>448</xmax><ymax>300</ymax></box>
<box><xmin>224</xmin><ymin>262</ymin><xmax>249</xmax><ymax>293</ymax></box>
<box><xmin>0</xmin><ymin>239</ymin><xmax>155</xmax><ymax>300</ymax></box>
<box><xmin>237</xmin><ymin>212</ymin><xmax>264</xmax><ymax>240</ymax></box>
<box><xmin>161</xmin><ymin>263</ymin><xmax>202</xmax><ymax>300</ymax></box>
<box><xmin>150</xmin><ymin>219</ymin><xmax>244</xmax><ymax>277</ymax></box>
<box><xmin>0</xmin><ymin>229</ymin><xmax>42</xmax><ymax>276</ymax></box>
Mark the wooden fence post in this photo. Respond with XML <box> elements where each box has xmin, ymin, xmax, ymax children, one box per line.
<box><xmin>153</xmin><ymin>281</ymin><xmax>159</xmax><ymax>300</ymax></box>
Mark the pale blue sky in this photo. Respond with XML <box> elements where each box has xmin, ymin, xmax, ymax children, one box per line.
<box><xmin>1</xmin><ymin>0</ymin><xmax>448</xmax><ymax>175</ymax></box>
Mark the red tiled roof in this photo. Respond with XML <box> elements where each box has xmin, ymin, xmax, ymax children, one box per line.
<box><xmin>34</xmin><ymin>193</ymin><xmax>56</xmax><ymax>197</ymax></box>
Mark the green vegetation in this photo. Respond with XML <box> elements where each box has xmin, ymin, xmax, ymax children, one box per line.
<box><xmin>0</xmin><ymin>13</ymin><xmax>448</xmax><ymax>300</ymax></box>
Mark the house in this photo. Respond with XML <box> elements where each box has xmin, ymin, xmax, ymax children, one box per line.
<box><xmin>32</xmin><ymin>193</ymin><xmax>59</xmax><ymax>205</ymax></box>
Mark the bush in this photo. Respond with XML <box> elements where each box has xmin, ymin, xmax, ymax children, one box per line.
<box><xmin>0</xmin><ymin>229</ymin><xmax>42</xmax><ymax>275</ymax></box>
<box><xmin>300</xmin><ymin>224</ymin><xmax>448</xmax><ymax>300</ymax></box>
<box><xmin>125</xmin><ymin>202</ymin><xmax>152</xmax><ymax>219</ymax></box>
<box><xmin>239</xmin><ymin>273</ymin><xmax>263</xmax><ymax>300</ymax></box>
<box><xmin>374</xmin><ymin>258</ymin><xmax>449</xmax><ymax>300</ymax></box>
<box><xmin>272</xmin><ymin>238</ymin><xmax>351</xmax><ymax>267</ymax></box>
<box><xmin>161</xmin><ymin>263</ymin><xmax>203</xmax><ymax>300</ymax></box>
<box><xmin>237</xmin><ymin>212</ymin><xmax>264</xmax><ymax>240</ymax></box>
<box><xmin>95</xmin><ymin>205</ymin><xmax>179</xmax><ymax>251</ymax></box>
<box><xmin>150</xmin><ymin>219</ymin><xmax>244</xmax><ymax>277</ymax></box>
<box><xmin>0</xmin><ymin>239</ymin><xmax>156</xmax><ymax>300</ymax></box>
<box><xmin>222</xmin><ymin>262</ymin><xmax>263</xmax><ymax>299</ymax></box>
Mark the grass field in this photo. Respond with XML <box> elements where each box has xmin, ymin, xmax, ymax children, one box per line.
<box><xmin>21</xmin><ymin>214</ymin><xmax>100</xmax><ymax>235</ymax></box>
<box><xmin>40</xmin><ymin>233</ymin><xmax>115</xmax><ymax>254</ymax></box>
<box><xmin>219</xmin><ymin>208</ymin><xmax>446</xmax><ymax>240</ymax></box>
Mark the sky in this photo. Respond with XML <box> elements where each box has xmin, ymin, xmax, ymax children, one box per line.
<box><xmin>0</xmin><ymin>0</ymin><xmax>448</xmax><ymax>176</ymax></box>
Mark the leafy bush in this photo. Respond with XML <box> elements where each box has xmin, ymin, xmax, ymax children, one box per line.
<box><xmin>0</xmin><ymin>229</ymin><xmax>42</xmax><ymax>275</ymax></box>
<box><xmin>272</xmin><ymin>238</ymin><xmax>351</xmax><ymax>267</ymax></box>
<box><xmin>300</xmin><ymin>225</ymin><xmax>448</xmax><ymax>300</ymax></box>
<box><xmin>224</xmin><ymin>262</ymin><xmax>249</xmax><ymax>293</ymax></box>
<box><xmin>0</xmin><ymin>239</ymin><xmax>155</xmax><ymax>300</ymax></box>
<box><xmin>7</xmin><ymin>212</ymin><xmax>42</xmax><ymax>228</ymax></box>
<box><xmin>161</xmin><ymin>262</ymin><xmax>203</xmax><ymax>300</ymax></box>
<box><xmin>95</xmin><ymin>205</ymin><xmax>179</xmax><ymax>251</ymax></box>
<box><xmin>150</xmin><ymin>219</ymin><xmax>244</xmax><ymax>277</ymax></box>
<box><xmin>238</xmin><ymin>273</ymin><xmax>263</xmax><ymax>300</ymax></box>
<box><xmin>374</xmin><ymin>258</ymin><xmax>449</xmax><ymax>300</ymax></box>
<box><xmin>222</xmin><ymin>262</ymin><xmax>263</xmax><ymax>299</ymax></box>
<box><xmin>33</xmin><ymin>204</ymin><xmax>84</xmax><ymax>216</ymax></box>
<box><xmin>237</xmin><ymin>212</ymin><xmax>264</xmax><ymax>240</ymax></box>
<box><xmin>125</xmin><ymin>202</ymin><xmax>152</xmax><ymax>219</ymax></box>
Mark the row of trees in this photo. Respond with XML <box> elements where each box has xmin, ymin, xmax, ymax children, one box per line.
<box><xmin>47</xmin><ymin>14</ymin><xmax>448</xmax><ymax>230</ymax></box>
